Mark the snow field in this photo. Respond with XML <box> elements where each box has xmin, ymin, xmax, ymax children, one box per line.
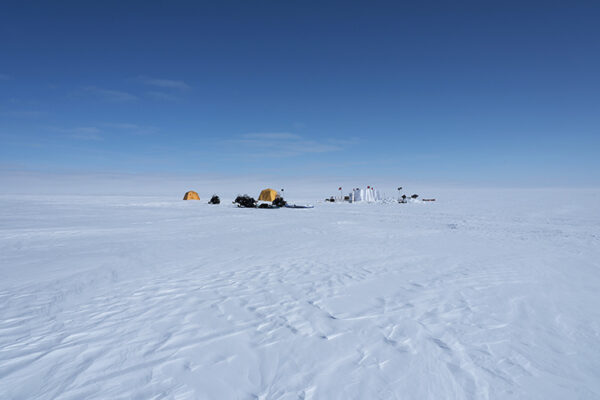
<box><xmin>0</xmin><ymin>190</ymin><xmax>599</xmax><ymax>399</ymax></box>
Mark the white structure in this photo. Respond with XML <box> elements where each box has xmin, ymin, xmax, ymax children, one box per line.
<box><xmin>350</xmin><ymin>187</ymin><xmax>381</xmax><ymax>203</ymax></box>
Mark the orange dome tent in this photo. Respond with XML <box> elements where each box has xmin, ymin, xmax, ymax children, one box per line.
<box><xmin>258</xmin><ymin>188</ymin><xmax>278</xmax><ymax>202</ymax></box>
<box><xmin>183</xmin><ymin>191</ymin><xmax>200</xmax><ymax>200</ymax></box>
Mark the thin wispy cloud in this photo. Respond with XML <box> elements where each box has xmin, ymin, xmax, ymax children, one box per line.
<box><xmin>104</xmin><ymin>123</ymin><xmax>139</xmax><ymax>130</ymax></box>
<box><xmin>242</xmin><ymin>133</ymin><xmax>302</xmax><ymax>140</ymax></box>
<box><xmin>54</xmin><ymin>126</ymin><xmax>103</xmax><ymax>141</ymax></box>
<box><xmin>138</xmin><ymin>76</ymin><xmax>191</xmax><ymax>90</ymax></box>
<box><xmin>103</xmin><ymin>122</ymin><xmax>158</xmax><ymax>135</ymax></box>
<box><xmin>83</xmin><ymin>86</ymin><xmax>138</xmax><ymax>102</ymax></box>
<box><xmin>50</xmin><ymin>123</ymin><xmax>158</xmax><ymax>141</ymax></box>
<box><xmin>228</xmin><ymin>132</ymin><xmax>354</xmax><ymax>157</ymax></box>
<box><xmin>135</xmin><ymin>76</ymin><xmax>191</xmax><ymax>101</ymax></box>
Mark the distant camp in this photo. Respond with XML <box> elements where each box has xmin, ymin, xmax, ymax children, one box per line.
<box><xmin>183</xmin><ymin>191</ymin><xmax>200</xmax><ymax>200</ymax></box>
<box><xmin>182</xmin><ymin>185</ymin><xmax>432</xmax><ymax>206</ymax></box>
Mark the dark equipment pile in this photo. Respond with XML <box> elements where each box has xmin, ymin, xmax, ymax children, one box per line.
<box><xmin>234</xmin><ymin>195</ymin><xmax>257</xmax><ymax>208</ymax></box>
<box><xmin>234</xmin><ymin>194</ymin><xmax>287</xmax><ymax>208</ymax></box>
<box><xmin>272</xmin><ymin>197</ymin><xmax>287</xmax><ymax>207</ymax></box>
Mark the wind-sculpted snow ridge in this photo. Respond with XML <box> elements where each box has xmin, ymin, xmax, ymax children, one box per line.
<box><xmin>0</xmin><ymin>190</ymin><xmax>599</xmax><ymax>399</ymax></box>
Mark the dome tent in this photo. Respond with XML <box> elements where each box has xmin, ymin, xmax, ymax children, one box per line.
<box><xmin>183</xmin><ymin>191</ymin><xmax>200</xmax><ymax>200</ymax></box>
<box><xmin>258</xmin><ymin>188</ymin><xmax>278</xmax><ymax>202</ymax></box>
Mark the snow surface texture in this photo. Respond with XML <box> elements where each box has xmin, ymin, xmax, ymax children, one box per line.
<box><xmin>1</xmin><ymin>190</ymin><xmax>599</xmax><ymax>399</ymax></box>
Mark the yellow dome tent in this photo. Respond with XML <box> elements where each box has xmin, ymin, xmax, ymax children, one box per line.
<box><xmin>258</xmin><ymin>188</ymin><xmax>278</xmax><ymax>202</ymax></box>
<box><xmin>183</xmin><ymin>191</ymin><xmax>200</xmax><ymax>200</ymax></box>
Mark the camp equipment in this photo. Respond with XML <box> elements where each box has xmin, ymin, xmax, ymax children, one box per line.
<box><xmin>272</xmin><ymin>197</ymin><xmax>287</xmax><ymax>207</ymax></box>
<box><xmin>234</xmin><ymin>195</ymin><xmax>257</xmax><ymax>208</ymax></box>
<box><xmin>285</xmin><ymin>204</ymin><xmax>314</xmax><ymax>209</ymax></box>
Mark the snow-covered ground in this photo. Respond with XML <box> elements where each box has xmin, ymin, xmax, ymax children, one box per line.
<box><xmin>1</xmin><ymin>190</ymin><xmax>599</xmax><ymax>399</ymax></box>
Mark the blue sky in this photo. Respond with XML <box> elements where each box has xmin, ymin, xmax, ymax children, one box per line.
<box><xmin>1</xmin><ymin>1</ymin><xmax>599</xmax><ymax>185</ymax></box>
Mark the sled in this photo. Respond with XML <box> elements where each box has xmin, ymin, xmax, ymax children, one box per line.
<box><xmin>285</xmin><ymin>204</ymin><xmax>314</xmax><ymax>209</ymax></box>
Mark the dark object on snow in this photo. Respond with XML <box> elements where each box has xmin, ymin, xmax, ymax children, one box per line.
<box><xmin>234</xmin><ymin>195</ymin><xmax>257</xmax><ymax>208</ymax></box>
<box><xmin>272</xmin><ymin>196</ymin><xmax>287</xmax><ymax>207</ymax></box>
<box><xmin>208</xmin><ymin>195</ymin><xmax>220</xmax><ymax>204</ymax></box>
<box><xmin>344</xmin><ymin>196</ymin><xmax>350</xmax><ymax>201</ymax></box>
<box><xmin>399</xmin><ymin>194</ymin><xmax>407</xmax><ymax>204</ymax></box>
<box><xmin>325</xmin><ymin>197</ymin><xmax>336</xmax><ymax>202</ymax></box>
<box><xmin>258</xmin><ymin>203</ymin><xmax>279</xmax><ymax>209</ymax></box>
<box><xmin>422</xmin><ymin>198</ymin><xmax>436</xmax><ymax>202</ymax></box>
<box><xmin>411</xmin><ymin>194</ymin><xmax>419</xmax><ymax>199</ymax></box>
